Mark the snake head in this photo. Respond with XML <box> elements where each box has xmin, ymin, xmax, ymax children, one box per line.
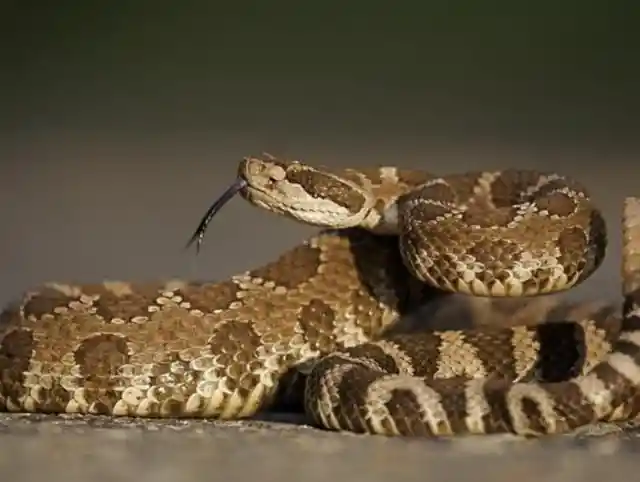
<box><xmin>237</xmin><ymin>156</ymin><xmax>376</xmax><ymax>229</ymax></box>
<box><xmin>186</xmin><ymin>155</ymin><xmax>380</xmax><ymax>252</ymax></box>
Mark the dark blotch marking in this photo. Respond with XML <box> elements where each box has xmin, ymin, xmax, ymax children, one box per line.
<box><xmin>410</xmin><ymin>201</ymin><xmax>451</xmax><ymax>224</ymax></box>
<box><xmin>344</xmin><ymin>343</ymin><xmax>402</xmax><ymax>376</ymax></box>
<box><xmin>462</xmin><ymin>205</ymin><xmax>519</xmax><ymax>228</ymax></box>
<box><xmin>489</xmin><ymin>170</ymin><xmax>546</xmax><ymax>207</ymax></box>
<box><xmin>297</xmin><ymin>299</ymin><xmax>337</xmax><ymax>352</ymax></box>
<box><xmin>22</xmin><ymin>287</ymin><xmax>77</xmax><ymax>320</ymax></box>
<box><xmin>439</xmin><ymin>172</ymin><xmax>484</xmax><ymax>204</ymax></box>
<box><xmin>398</xmin><ymin>198</ymin><xmax>452</xmax><ymax>230</ymax></box>
<box><xmin>82</xmin><ymin>282</ymin><xmax>165</xmax><ymax>322</ymax></box>
<box><xmin>175</xmin><ymin>280</ymin><xmax>243</xmax><ymax>313</ymax></box>
<box><xmin>533</xmin><ymin>322</ymin><xmax>584</xmax><ymax>382</ymax></box>
<box><xmin>533</xmin><ymin>190</ymin><xmax>578</xmax><ymax>217</ymax></box>
<box><xmin>585</xmin><ymin>209</ymin><xmax>608</xmax><ymax>275</ymax></box>
<box><xmin>556</xmin><ymin>226</ymin><xmax>589</xmax><ymax>278</ymax></box>
<box><xmin>382</xmin><ymin>332</ymin><xmax>446</xmax><ymax>380</ymax></box>
<box><xmin>0</xmin><ymin>326</ymin><xmax>34</xmax><ymax>409</ymax></box>
<box><xmin>269</xmin><ymin>368</ymin><xmax>308</xmax><ymax>412</ymax></box>
<box><xmin>613</xmin><ymin>339</ymin><xmax>640</xmax><ymax>367</ymax></box>
<box><xmin>535</xmin><ymin>177</ymin><xmax>590</xmax><ymax>200</ymax></box>
<box><xmin>541</xmin><ymin>381</ymin><xmax>596</xmax><ymax>431</ymax></box>
<box><xmin>384</xmin><ymin>387</ymin><xmax>436</xmax><ymax>436</ymax></box>
<box><xmin>430</xmin><ymin>378</ymin><xmax>479</xmax><ymax>434</ymax></box>
<box><xmin>249</xmin><ymin>244</ymin><xmax>322</xmax><ymax>290</ymax></box>
<box><xmin>207</xmin><ymin>321</ymin><xmax>263</xmax><ymax>399</ymax></box>
<box><xmin>623</xmin><ymin>288</ymin><xmax>640</xmax><ymax>330</ymax></box>
<box><xmin>518</xmin><ymin>397</ymin><xmax>548</xmax><ymax>434</ymax></box>
<box><xmin>331</xmin><ymin>358</ymin><xmax>385</xmax><ymax>434</ymax></box>
<box><xmin>0</xmin><ymin>303</ymin><xmax>74</xmax><ymax>412</ymax></box>
<box><xmin>462</xmin><ymin>329</ymin><xmax>520</xmax><ymax>381</ymax></box>
<box><xmin>74</xmin><ymin>333</ymin><xmax>130</xmax><ymax>413</ymax></box>
<box><xmin>286</xmin><ymin>167</ymin><xmax>366</xmax><ymax>213</ymax></box>
<box><xmin>480</xmin><ymin>379</ymin><xmax>519</xmax><ymax>433</ymax></box>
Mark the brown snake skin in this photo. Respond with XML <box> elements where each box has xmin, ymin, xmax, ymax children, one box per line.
<box><xmin>2</xmin><ymin>155</ymin><xmax>640</xmax><ymax>439</ymax></box>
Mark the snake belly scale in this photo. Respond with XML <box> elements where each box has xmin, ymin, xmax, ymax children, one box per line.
<box><xmin>2</xmin><ymin>154</ymin><xmax>640</xmax><ymax>438</ymax></box>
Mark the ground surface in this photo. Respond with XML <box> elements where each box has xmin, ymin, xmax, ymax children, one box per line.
<box><xmin>1</xmin><ymin>413</ymin><xmax>640</xmax><ymax>482</ymax></box>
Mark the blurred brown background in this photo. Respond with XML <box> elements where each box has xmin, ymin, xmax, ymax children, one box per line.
<box><xmin>0</xmin><ymin>3</ymin><xmax>639</xmax><ymax>480</ymax></box>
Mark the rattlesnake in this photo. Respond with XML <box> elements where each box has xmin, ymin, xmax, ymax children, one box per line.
<box><xmin>2</xmin><ymin>155</ymin><xmax>640</xmax><ymax>439</ymax></box>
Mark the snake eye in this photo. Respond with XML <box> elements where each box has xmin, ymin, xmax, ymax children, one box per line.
<box><xmin>266</xmin><ymin>165</ymin><xmax>287</xmax><ymax>182</ymax></box>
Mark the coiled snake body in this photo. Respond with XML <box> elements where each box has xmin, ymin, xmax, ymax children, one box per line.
<box><xmin>2</xmin><ymin>155</ymin><xmax>640</xmax><ymax>438</ymax></box>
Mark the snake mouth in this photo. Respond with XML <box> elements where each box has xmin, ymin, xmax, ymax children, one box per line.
<box><xmin>185</xmin><ymin>177</ymin><xmax>248</xmax><ymax>253</ymax></box>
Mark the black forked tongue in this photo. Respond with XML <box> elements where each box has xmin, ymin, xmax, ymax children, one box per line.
<box><xmin>185</xmin><ymin>177</ymin><xmax>248</xmax><ymax>253</ymax></box>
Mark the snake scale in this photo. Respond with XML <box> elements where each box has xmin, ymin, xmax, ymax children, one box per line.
<box><xmin>2</xmin><ymin>154</ymin><xmax>640</xmax><ymax>439</ymax></box>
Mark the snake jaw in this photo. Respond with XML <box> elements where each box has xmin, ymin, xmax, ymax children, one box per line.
<box><xmin>243</xmin><ymin>185</ymin><xmax>374</xmax><ymax>229</ymax></box>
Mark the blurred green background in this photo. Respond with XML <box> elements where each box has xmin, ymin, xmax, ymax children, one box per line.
<box><xmin>1</xmin><ymin>2</ymin><xmax>639</xmax><ymax>305</ymax></box>
<box><xmin>4</xmin><ymin>2</ymin><xmax>638</xmax><ymax>143</ymax></box>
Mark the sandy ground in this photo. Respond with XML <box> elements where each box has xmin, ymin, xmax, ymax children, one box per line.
<box><xmin>3</xmin><ymin>4</ymin><xmax>640</xmax><ymax>480</ymax></box>
<box><xmin>1</xmin><ymin>413</ymin><xmax>640</xmax><ymax>482</ymax></box>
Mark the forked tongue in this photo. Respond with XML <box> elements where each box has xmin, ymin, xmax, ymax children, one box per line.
<box><xmin>184</xmin><ymin>177</ymin><xmax>248</xmax><ymax>253</ymax></box>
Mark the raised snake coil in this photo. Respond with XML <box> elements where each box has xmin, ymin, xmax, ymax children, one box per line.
<box><xmin>1</xmin><ymin>155</ymin><xmax>640</xmax><ymax>438</ymax></box>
